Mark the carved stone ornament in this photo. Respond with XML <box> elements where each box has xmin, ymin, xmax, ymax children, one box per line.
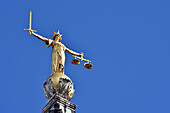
<box><xmin>43</xmin><ymin>73</ymin><xmax>75</xmax><ymax>101</ymax></box>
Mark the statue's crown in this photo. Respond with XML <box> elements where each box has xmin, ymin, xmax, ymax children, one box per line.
<box><xmin>51</xmin><ymin>30</ymin><xmax>62</xmax><ymax>40</ymax></box>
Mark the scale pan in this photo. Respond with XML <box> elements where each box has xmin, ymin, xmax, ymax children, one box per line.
<box><xmin>71</xmin><ymin>59</ymin><xmax>80</xmax><ymax>65</ymax></box>
<box><xmin>84</xmin><ymin>63</ymin><xmax>93</xmax><ymax>69</ymax></box>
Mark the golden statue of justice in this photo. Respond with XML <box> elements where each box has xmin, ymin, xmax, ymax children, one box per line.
<box><xmin>24</xmin><ymin>11</ymin><xmax>93</xmax><ymax>100</ymax></box>
<box><xmin>24</xmin><ymin>11</ymin><xmax>93</xmax><ymax>74</ymax></box>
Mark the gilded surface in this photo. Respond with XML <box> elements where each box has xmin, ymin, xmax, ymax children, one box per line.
<box><xmin>24</xmin><ymin>11</ymin><xmax>93</xmax><ymax>100</ymax></box>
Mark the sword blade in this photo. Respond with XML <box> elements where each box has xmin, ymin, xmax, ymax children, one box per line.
<box><xmin>29</xmin><ymin>11</ymin><xmax>32</xmax><ymax>30</ymax></box>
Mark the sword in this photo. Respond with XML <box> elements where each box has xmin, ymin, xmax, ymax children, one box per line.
<box><xmin>24</xmin><ymin>11</ymin><xmax>37</xmax><ymax>35</ymax></box>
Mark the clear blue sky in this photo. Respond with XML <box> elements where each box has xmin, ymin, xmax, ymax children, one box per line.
<box><xmin>0</xmin><ymin>0</ymin><xmax>170</xmax><ymax>113</ymax></box>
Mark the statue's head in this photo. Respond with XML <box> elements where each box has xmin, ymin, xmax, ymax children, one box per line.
<box><xmin>51</xmin><ymin>30</ymin><xmax>62</xmax><ymax>41</ymax></box>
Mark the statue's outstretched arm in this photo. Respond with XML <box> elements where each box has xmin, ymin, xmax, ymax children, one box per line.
<box><xmin>65</xmin><ymin>48</ymin><xmax>82</xmax><ymax>57</ymax></box>
<box><xmin>32</xmin><ymin>32</ymin><xmax>49</xmax><ymax>43</ymax></box>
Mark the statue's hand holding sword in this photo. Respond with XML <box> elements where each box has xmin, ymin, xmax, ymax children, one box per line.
<box><xmin>24</xmin><ymin>11</ymin><xmax>37</xmax><ymax>35</ymax></box>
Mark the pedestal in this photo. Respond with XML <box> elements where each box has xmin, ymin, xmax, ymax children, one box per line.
<box><xmin>41</xmin><ymin>94</ymin><xmax>77</xmax><ymax>113</ymax></box>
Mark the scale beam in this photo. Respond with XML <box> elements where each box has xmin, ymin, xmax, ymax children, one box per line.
<box><xmin>73</xmin><ymin>55</ymin><xmax>91</xmax><ymax>63</ymax></box>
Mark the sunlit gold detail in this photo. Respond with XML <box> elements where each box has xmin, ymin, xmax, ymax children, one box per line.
<box><xmin>71</xmin><ymin>59</ymin><xmax>80</xmax><ymax>65</ymax></box>
<box><xmin>84</xmin><ymin>63</ymin><xmax>93</xmax><ymax>69</ymax></box>
<box><xmin>72</xmin><ymin>53</ymin><xmax>91</xmax><ymax>63</ymax></box>
<box><xmin>71</xmin><ymin>52</ymin><xmax>93</xmax><ymax>69</ymax></box>
<box><xmin>24</xmin><ymin>11</ymin><xmax>93</xmax><ymax>101</ymax></box>
<box><xmin>51</xmin><ymin>30</ymin><xmax>62</xmax><ymax>41</ymax></box>
<box><xmin>24</xmin><ymin>11</ymin><xmax>37</xmax><ymax>35</ymax></box>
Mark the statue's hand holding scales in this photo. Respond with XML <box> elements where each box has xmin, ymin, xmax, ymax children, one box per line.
<box><xmin>24</xmin><ymin>11</ymin><xmax>93</xmax><ymax>101</ymax></box>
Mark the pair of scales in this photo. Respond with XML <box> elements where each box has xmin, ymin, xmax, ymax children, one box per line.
<box><xmin>24</xmin><ymin>11</ymin><xmax>93</xmax><ymax>69</ymax></box>
<box><xmin>71</xmin><ymin>52</ymin><xmax>93</xmax><ymax>69</ymax></box>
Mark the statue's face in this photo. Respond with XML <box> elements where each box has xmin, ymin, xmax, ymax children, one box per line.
<box><xmin>54</xmin><ymin>36</ymin><xmax>61</xmax><ymax>41</ymax></box>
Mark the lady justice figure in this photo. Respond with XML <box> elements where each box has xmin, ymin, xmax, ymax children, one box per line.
<box><xmin>24</xmin><ymin>12</ymin><xmax>92</xmax><ymax>100</ymax></box>
<box><xmin>27</xmin><ymin>30</ymin><xmax>83</xmax><ymax>75</ymax></box>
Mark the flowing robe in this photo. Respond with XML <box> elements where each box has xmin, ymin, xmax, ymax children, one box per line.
<box><xmin>46</xmin><ymin>39</ymin><xmax>66</xmax><ymax>74</ymax></box>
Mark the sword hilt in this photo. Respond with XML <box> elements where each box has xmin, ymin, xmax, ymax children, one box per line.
<box><xmin>24</xmin><ymin>29</ymin><xmax>37</xmax><ymax>35</ymax></box>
